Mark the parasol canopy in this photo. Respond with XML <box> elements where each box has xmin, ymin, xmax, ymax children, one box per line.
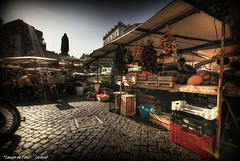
<box><xmin>1</xmin><ymin>56</ymin><xmax>57</xmax><ymax>66</ymax></box>
<box><xmin>58</xmin><ymin>55</ymin><xmax>83</xmax><ymax>68</ymax></box>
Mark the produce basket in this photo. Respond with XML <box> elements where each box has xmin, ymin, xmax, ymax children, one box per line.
<box><xmin>149</xmin><ymin>112</ymin><xmax>170</xmax><ymax>130</ymax></box>
<box><xmin>96</xmin><ymin>94</ymin><xmax>110</xmax><ymax>102</ymax></box>
<box><xmin>137</xmin><ymin>104</ymin><xmax>155</xmax><ymax>119</ymax></box>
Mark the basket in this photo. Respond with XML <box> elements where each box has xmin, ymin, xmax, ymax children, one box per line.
<box><xmin>149</xmin><ymin>112</ymin><xmax>170</xmax><ymax>130</ymax></box>
<box><xmin>137</xmin><ymin>104</ymin><xmax>155</xmax><ymax>119</ymax></box>
<box><xmin>96</xmin><ymin>94</ymin><xmax>109</xmax><ymax>102</ymax></box>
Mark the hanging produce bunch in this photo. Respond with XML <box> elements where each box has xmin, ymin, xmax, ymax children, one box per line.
<box><xmin>159</xmin><ymin>28</ymin><xmax>177</xmax><ymax>56</ymax></box>
<box><xmin>140</xmin><ymin>40</ymin><xmax>158</xmax><ymax>74</ymax></box>
<box><xmin>125</xmin><ymin>48</ymin><xmax>133</xmax><ymax>64</ymax></box>
<box><xmin>116</xmin><ymin>45</ymin><xmax>127</xmax><ymax>74</ymax></box>
<box><xmin>134</xmin><ymin>45</ymin><xmax>145</xmax><ymax>61</ymax></box>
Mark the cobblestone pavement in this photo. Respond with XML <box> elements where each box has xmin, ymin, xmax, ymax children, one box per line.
<box><xmin>0</xmin><ymin>96</ymin><xmax>204</xmax><ymax>161</ymax></box>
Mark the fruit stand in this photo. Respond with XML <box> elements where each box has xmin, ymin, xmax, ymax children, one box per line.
<box><xmin>82</xmin><ymin>0</ymin><xmax>240</xmax><ymax>160</ymax></box>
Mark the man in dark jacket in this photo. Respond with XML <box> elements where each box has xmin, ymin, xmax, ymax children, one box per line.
<box><xmin>165</xmin><ymin>58</ymin><xmax>197</xmax><ymax>84</ymax></box>
<box><xmin>165</xmin><ymin>58</ymin><xmax>197</xmax><ymax>75</ymax></box>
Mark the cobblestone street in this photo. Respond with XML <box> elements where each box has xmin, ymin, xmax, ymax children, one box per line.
<box><xmin>0</xmin><ymin>96</ymin><xmax>203</xmax><ymax>161</ymax></box>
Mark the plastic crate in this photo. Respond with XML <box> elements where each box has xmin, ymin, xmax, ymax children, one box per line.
<box><xmin>172</xmin><ymin>100</ymin><xmax>217</xmax><ymax>120</ymax></box>
<box><xmin>137</xmin><ymin>104</ymin><xmax>155</xmax><ymax>119</ymax></box>
<box><xmin>171</xmin><ymin>111</ymin><xmax>216</xmax><ymax>137</ymax></box>
<box><xmin>170</xmin><ymin>122</ymin><xmax>214</xmax><ymax>160</ymax></box>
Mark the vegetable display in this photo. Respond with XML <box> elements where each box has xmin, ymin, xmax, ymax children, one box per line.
<box><xmin>159</xmin><ymin>28</ymin><xmax>177</xmax><ymax>57</ymax></box>
<box><xmin>139</xmin><ymin>40</ymin><xmax>158</xmax><ymax>74</ymax></box>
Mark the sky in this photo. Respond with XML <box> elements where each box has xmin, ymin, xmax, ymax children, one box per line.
<box><xmin>0</xmin><ymin>0</ymin><xmax>171</xmax><ymax>58</ymax></box>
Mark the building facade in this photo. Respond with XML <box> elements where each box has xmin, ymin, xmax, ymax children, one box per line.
<box><xmin>0</xmin><ymin>19</ymin><xmax>58</xmax><ymax>58</ymax></box>
<box><xmin>103</xmin><ymin>21</ymin><xmax>130</xmax><ymax>46</ymax></box>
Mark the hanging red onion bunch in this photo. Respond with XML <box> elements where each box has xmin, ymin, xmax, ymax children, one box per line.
<box><xmin>159</xmin><ymin>28</ymin><xmax>177</xmax><ymax>56</ymax></box>
<box><xmin>140</xmin><ymin>40</ymin><xmax>158</xmax><ymax>74</ymax></box>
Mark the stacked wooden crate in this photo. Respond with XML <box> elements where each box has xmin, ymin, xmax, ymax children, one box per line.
<box><xmin>121</xmin><ymin>95</ymin><xmax>136</xmax><ymax>117</ymax></box>
<box><xmin>136</xmin><ymin>73</ymin><xmax>147</xmax><ymax>85</ymax></box>
<box><xmin>117</xmin><ymin>71</ymin><xmax>177</xmax><ymax>87</ymax></box>
<box><xmin>147</xmin><ymin>75</ymin><xmax>158</xmax><ymax>86</ymax></box>
<box><xmin>158</xmin><ymin>71</ymin><xmax>176</xmax><ymax>87</ymax></box>
<box><xmin>124</xmin><ymin>73</ymin><xmax>137</xmax><ymax>85</ymax></box>
<box><xmin>117</xmin><ymin>73</ymin><xmax>137</xmax><ymax>86</ymax></box>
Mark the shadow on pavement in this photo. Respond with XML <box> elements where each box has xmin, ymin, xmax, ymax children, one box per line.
<box><xmin>108</xmin><ymin>107</ymin><xmax>167</xmax><ymax>132</ymax></box>
<box><xmin>0</xmin><ymin>135</ymin><xmax>21</xmax><ymax>155</ymax></box>
<box><xmin>12</xmin><ymin>94</ymin><xmax>90</xmax><ymax>106</ymax></box>
<box><xmin>56</xmin><ymin>101</ymin><xmax>75</xmax><ymax>110</ymax></box>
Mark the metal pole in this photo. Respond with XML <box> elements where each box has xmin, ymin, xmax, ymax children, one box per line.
<box><xmin>97</xmin><ymin>59</ymin><xmax>99</xmax><ymax>83</ymax></box>
<box><xmin>215</xmin><ymin>0</ymin><xmax>225</xmax><ymax>158</ymax></box>
<box><xmin>5</xmin><ymin>64</ymin><xmax>7</xmax><ymax>81</ymax></box>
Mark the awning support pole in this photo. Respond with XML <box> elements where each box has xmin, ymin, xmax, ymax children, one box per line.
<box><xmin>97</xmin><ymin>59</ymin><xmax>99</xmax><ymax>83</ymax></box>
<box><xmin>215</xmin><ymin>0</ymin><xmax>225</xmax><ymax>158</ymax></box>
<box><xmin>5</xmin><ymin>64</ymin><xmax>7</xmax><ymax>81</ymax></box>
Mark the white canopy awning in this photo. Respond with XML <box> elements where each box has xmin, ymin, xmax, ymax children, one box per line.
<box><xmin>85</xmin><ymin>0</ymin><xmax>236</xmax><ymax>66</ymax></box>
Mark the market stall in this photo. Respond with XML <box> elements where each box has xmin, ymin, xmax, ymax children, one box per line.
<box><xmin>83</xmin><ymin>0</ymin><xmax>240</xmax><ymax>160</ymax></box>
<box><xmin>0</xmin><ymin>56</ymin><xmax>86</xmax><ymax>102</ymax></box>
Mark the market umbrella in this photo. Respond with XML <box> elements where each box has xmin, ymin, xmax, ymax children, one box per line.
<box><xmin>1</xmin><ymin>56</ymin><xmax>58</xmax><ymax>79</ymax></box>
<box><xmin>58</xmin><ymin>56</ymin><xmax>82</xmax><ymax>67</ymax></box>
<box><xmin>1</xmin><ymin>56</ymin><xmax>58</xmax><ymax>103</ymax></box>
<box><xmin>58</xmin><ymin>56</ymin><xmax>83</xmax><ymax>77</ymax></box>
<box><xmin>2</xmin><ymin>56</ymin><xmax>57</xmax><ymax>65</ymax></box>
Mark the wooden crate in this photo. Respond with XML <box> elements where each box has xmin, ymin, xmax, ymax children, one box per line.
<box><xmin>147</xmin><ymin>75</ymin><xmax>158</xmax><ymax>81</ymax></box>
<box><xmin>136</xmin><ymin>81</ymin><xmax>147</xmax><ymax>86</ymax></box>
<box><xmin>158</xmin><ymin>81</ymin><xmax>174</xmax><ymax>87</ymax></box>
<box><xmin>137</xmin><ymin>73</ymin><xmax>147</xmax><ymax>81</ymax></box>
<box><xmin>117</xmin><ymin>75</ymin><xmax>136</xmax><ymax>85</ymax></box>
<box><xmin>158</xmin><ymin>71</ymin><xmax>177</xmax><ymax>87</ymax></box>
<box><xmin>149</xmin><ymin>113</ymin><xmax>170</xmax><ymax>130</ymax></box>
<box><xmin>125</xmin><ymin>76</ymin><xmax>136</xmax><ymax>85</ymax></box>
<box><xmin>147</xmin><ymin>81</ymin><xmax>158</xmax><ymax>86</ymax></box>
<box><xmin>158</xmin><ymin>76</ymin><xmax>173</xmax><ymax>82</ymax></box>
<box><xmin>121</xmin><ymin>95</ymin><xmax>136</xmax><ymax>117</ymax></box>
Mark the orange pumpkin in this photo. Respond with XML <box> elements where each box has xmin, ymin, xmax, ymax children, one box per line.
<box><xmin>197</xmin><ymin>70</ymin><xmax>210</xmax><ymax>77</ymax></box>
<box><xmin>187</xmin><ymin>75</ymin><xmax>204</xmax><ymax>85</ymax></box>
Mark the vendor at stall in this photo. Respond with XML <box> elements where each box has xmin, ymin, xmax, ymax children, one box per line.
<box><xmin>15</xmin><ymin>74</ymin><xmax>34</xmax><ymax>88</ymax></box>
<box><xmin>164</xmin><ymin>58</ymin><xmax>197</xmax><ymax>84</ymax></box>
<box><xmin>165</xmin><ymin>58</ymin><xmax>197</xmax><ymax>75</ymax></box>
<box><xmin>13</xmin><ymin>74</ymin><xmax>35</xmax><ymax>99</ymax></box>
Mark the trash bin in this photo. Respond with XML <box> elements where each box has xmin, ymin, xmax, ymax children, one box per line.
<box><xmin>76</xmin><ymin>87</ymin><xmax>84</xmax><ymax>96</ymax></box>
<box><xmin>137</xmin><ymin>104</ymin><xmax>155</xmax><ymax>119</ymax></box>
